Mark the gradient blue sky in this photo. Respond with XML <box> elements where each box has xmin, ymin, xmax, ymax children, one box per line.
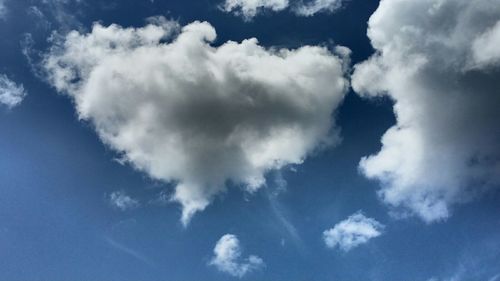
<box><xmin>1</xmin><ymin>0</ymin><xmax>500</xmax><ymax>280</ymax></box>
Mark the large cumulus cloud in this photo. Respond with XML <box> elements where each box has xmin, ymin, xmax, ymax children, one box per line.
<box><xmin>43</xmin><ymin>18</ymin><xmax>349</xmax><ymax>224</ymax></box>
<box><xmin>352</xmin><ymin>0</ymin><xmax>500</xmax><ymax>222</ymax></box>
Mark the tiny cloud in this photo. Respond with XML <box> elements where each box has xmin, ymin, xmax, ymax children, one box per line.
<box><xmin>0</xmin><ymin>74</ymin><xmax>26</xmax><ymax>109</ymax></box>
<box><xmin>109</xmin><ymin>191</ymin><xmax>139</xmax><ymax>211</ymax></box>
<box><xmin>209</xmin><ymin>234</ymin><xmax>264</xmax><ymax>278</ymax></box>
<box><xmin>323</xmin><ymin>212</ymin><xmax>384</xmax><ymax>251</ymax></box>
<box><xmin>43</xmin><ymin>17</ymin><xmax>349</xmax><ymax>225</ymax></box>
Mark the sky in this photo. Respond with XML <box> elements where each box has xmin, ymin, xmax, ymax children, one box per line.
<box><xmin>1</xmin><ymin>0</ymin><xmax>500</xmax><ymax>280</ymax></box>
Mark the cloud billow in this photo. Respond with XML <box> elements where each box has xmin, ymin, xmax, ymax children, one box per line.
<box><xmin>43</xmin><ymin>18</ymin><xmax>349</xmax><ymax>225</ymax></box>
<box><xmin>323</xmin><ymin>212</ymin><xmax>384</xmax><ymax>251</ymax></box>
<box><xmin>0</xmin><ymin>74</ymin><xmax>26</xmax><ymax>109</ymax></box>
<box><xmin>352</xmin><ymin>0</ymin><xmax>500</xmax><ymax>222</ymax></box>
<box><xmin>209</xmin><ymin>234</ymin><xmax>264</xmax><ymax>278</ymax></box>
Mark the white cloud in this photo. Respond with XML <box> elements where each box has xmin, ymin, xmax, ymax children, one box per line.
<box><xmin>294</xmin><ymin>0</ymin><xmax>345</xmax><ymax>17</ymax></box>
<box><xmin>352</xmin><ymin>0</ymin><xmax>500</xmax><ymax>223</ymax></box>
<box><xmin>109</xmin><ymin>191</ymin><xmax>139</xmax><ymax>211</ymax></box>
<box><xmin>323</xmin><ymin>212</ymin><xmax>384</xmax><ymax>251</ymax></box>
<box><xmin>43</xmin><ymin>18</ymin><xmax>349</xmax><ymax>225</ymax></box>
<box><xmin>472</xmin><ymin>21</ymin><xmax>500</xmax><ymax>68</ymax></box>
<box><xmin>220</xmin><ymin>0</ymin><xmax>289</xmax><ymax>21</ymax></box>
<box><xmin>0</xmin><ymin>74</ymin><xmax>27</xmax><ymax>109</ymax></box>
<box><xmin>219</xmin><ymin>0</ymin><xmax>347</xmax><ymax>20</ymax></box>
<box><xmin>209</xmin><ymin>234</ymin><xmax>264</xmax><ymax>278</ymax></box>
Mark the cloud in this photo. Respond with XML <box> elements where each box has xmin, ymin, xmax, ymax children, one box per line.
<box><xmin>109</xmin><ymin>191</ymin><xmax>139</xmax><ymax>211</ymax></box>
<box><xmin>352</xmin><ymin>0</ymin><xmax>500</xmax><ymax>223</ymax></box>
<box><xmin>43</xmin><ymin>18</ymin><xmax>349</xmax><ymax>225</ymax></box>
<box><xmin>219</xmin><ymin>0</ymin><xmax>347</xmax><ymax>20</ymax></box>
<box><xmin>30</xmin><ymin>0</ymin><xmax>84</xmax><ymax>32</ymax></box>
<box><xmin>294</xmin><ymin>0</ymin><xmax>345</xmax><ymax>17</ymax></box>
<box><xmin>220</xmin><ymin>0</ymin><xmax>289</xmax><ymax>21</ymax></box>
<box><xmin>209</xmin><ymin>234</ymin><xmax>264</xmax><ymax>278</ymax></box>
<box><xmin>104</xmin><ymin>236</ymin><xmax>154</xmax><ymax>266</ymax></box>
<box><xmin>323</xmin><ymin>212</ymin><xmax>384</xmax><ymax>251</ymax></box>
<box><xmin>0</xmin><ymin>0</ymin><xmax>6</xmax><ymax>19</ymax></box>
<box><xmin>0</xmin><ymin>74</ymin><xmax>27</xmax><ymax>109</ymax></box>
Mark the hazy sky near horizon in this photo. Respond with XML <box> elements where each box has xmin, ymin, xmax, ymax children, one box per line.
<box><xmin>1</xmin><ymin>0</ymin><xmax>500</xmax><ymax>280</ymax></box>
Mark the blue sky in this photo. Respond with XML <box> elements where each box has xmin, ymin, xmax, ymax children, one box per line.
<box><xmin>1</xmin><ymin>0</ymin><xmax>500</xmax><ymax>280</ymax></box>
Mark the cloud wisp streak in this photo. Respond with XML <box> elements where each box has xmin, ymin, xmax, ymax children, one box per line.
<box><xmin>104</xmin><ymin>236</ymin><xmax>155</xmax><ymax>267</ymax></box>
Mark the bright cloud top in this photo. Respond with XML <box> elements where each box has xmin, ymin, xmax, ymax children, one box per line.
<box><xmin>209</xmin><ymin>234</ymin><xmax>264</xmax><ymax>278</ymax></box>
<box><xmin>109</xmin><ymin>191</ymin><xmax>139</xmax><ymax>211</ymax></box>
<box><xmin>352</xmin><ymin>0</ymin><xmax>500</xmax><ymax>222</ymax></box>
<box><xmin>220</xmin><ymin>0</ymin><xmax>289</xmax><ymax>21</ymax></box>
<box><xmin>323</xmin><ymin>212</ymin><xmax>384</xmax><ymax>251</ymax></box>
<box><xmin>0</xmin><ymin>74</ymin><xmax>26</xmax><ymax>108</ymax></box>
<box><xmin>43</xmin><ymin>18</ymin><xmax>349</xmax><ymax>225</ymax></box>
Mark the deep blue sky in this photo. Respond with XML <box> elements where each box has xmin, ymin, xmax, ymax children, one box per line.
<box><xmin>1</xmin><ymin>1</ymin><xmax>500</xmax><ymax>281</ymax></box>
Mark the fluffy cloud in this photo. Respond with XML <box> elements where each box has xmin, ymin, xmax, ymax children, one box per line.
<box><xmin>109</xmin><ymin>191</ymin><xmax>139</xmax><ymax>211</ymax></box>
<box><xmin>294</xmin><ymin>0</ymin><xmax>345</xmax><ymax>17</ymax></box>
<box><xmin>323</xmin><ymin>212</ymin><xmax>384</xmax><ymax>251</ymax></box>
<box><xmin>43</xmin><ymin>18</ymin><xmax>349</xmax><ymax>225</ymax></box>
<box><xmin>352</xmin><ymin>0</ymin><xmax>500</xmax><ymax>222</ymax></box>
<box><xmin>220</xmin><ymin>0</ymin><xmax>288</xmax><ymax>20</ymax></box>
<box><xmin>0</xmin><ymin>74</ymin><xmax>27</xmax><ymax>108</ymax></box>
<box><xmin>209</xmin><ymin>234</ymin><xmax>264</xmax><ymax>278</ymax></box>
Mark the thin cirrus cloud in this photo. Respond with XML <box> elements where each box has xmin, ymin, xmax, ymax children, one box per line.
<box><xmin>108</xmin><ymin>191</ymin><xmax>140</xmax><ymax>211</ymax></box>
<box><xmin>220</xmin><ymin>0</ymin><xmax>346</xmax><ymax>20</ymax></box>
<box><xmin>352</xmin><ymin>0</ymin><xmax>500</xmax><ymax>223</ymax></box>
<box><xmin>209</xmin><ymin>234</ymin><xmax>264</xmax><ymax>278</ymax></box>
<box><xmin>0</xmin><ymin>0</ymin><xmax>6</xmax><ymax>19</ymax></box>
<box><xmin>323</xmin><ymin>212</ymin><xmax>384</xmax><ymax>251</ymax></box>
<box><xmin>293</xmin><ymin>0</ymin><xmax>345</xmax><ymax>17</ymax></box>
<box><xmin>43</xmin><ymin>17</ymin><xmax>349</xmax><ymax>225</ymax></box>
<box><xmin>0</xmin><ymin>74</ymin><xmax>27</xmax><ymax>109</ymax></box>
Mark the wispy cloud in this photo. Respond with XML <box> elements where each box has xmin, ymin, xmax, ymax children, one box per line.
<box><xmin>0</xmin><ymin>74</ymin><xmax>26</xmax><ymax>109</ymax></box>
<box><xmin>104</xmin><ymin>236</ymin><xmax>155</xmax><ymax>267</ymax></box>
<box><xmin>0</xmin><ymin>0</ymin><xmax>7</xmax><ymax>19</ymax></box>
<box><xmin>266</xmin><ymin>177</ymin><xmax>306</xmax><ymax>254</ymax></box>
<box><xmin>108</xmin><ymin>191</ymin><xmax>140</xmax><ymax>211</ymax></box>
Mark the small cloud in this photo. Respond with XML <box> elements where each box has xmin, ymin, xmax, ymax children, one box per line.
<box><xmin>0</xmin><ymin>74</ymin><xmax>27</xmax><ymax>109</ymax></box>
<box><xmin>108</xmin><ymin>191</ymin><xmax>139</xmax><ymax>211</ymax></box>
<box><xmin>293</xmin><ymin>0</ymin><xmax>346</xmax><ymax>16</ymax></box>
<box><xmin>220</xmin><ymin>0</ymin><xmax>289</xmax><ymax>21</ymax></box>
<box><xmin>209</xmin><ymin>234</ymin><xmax>264</xmax><ymax>278</ymax></box>
<box><xmin>323</xmin><ymin>211</ymin><xmax>384</xmax><ymax>252</ymax></box>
